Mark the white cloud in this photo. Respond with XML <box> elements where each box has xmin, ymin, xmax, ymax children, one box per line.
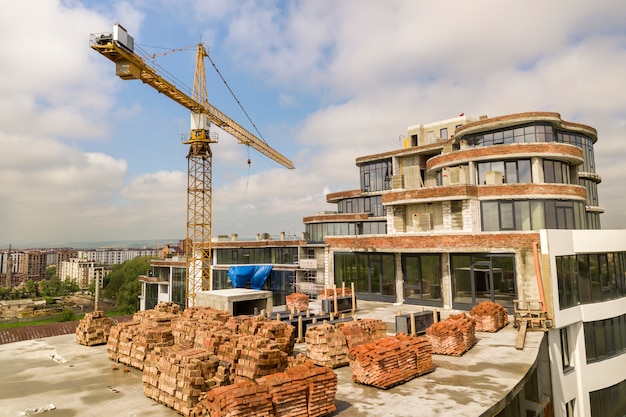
<box><xmin>2</xmin><ymin>0</ymin><xmax>626</xmax><ymax>247</ymax></box>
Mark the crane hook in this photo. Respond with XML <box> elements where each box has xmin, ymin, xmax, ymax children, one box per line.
<box><xmin>247</xmin><ymin>158</ymin><xmax>251</xmax><ymax>166</ymax></box>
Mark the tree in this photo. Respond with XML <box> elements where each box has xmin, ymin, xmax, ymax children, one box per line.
<box><xmin>23</xmin><ymin>280</ymin><xmax>39</xmax><ymax>298</ymax></box>
<box><xmin>103</xmin><ymin>256</ymin><xmax>152</xmax><ymax>313</ymax></box>
<box><xmin>61</xmin><ymin>279</ymin><xmax>79</xmax><ymax>295</ymax></box>
<box><xmin>46</xmin><ymin>265</ymin><xmax>57</xmax><ymax>279</ymax></box>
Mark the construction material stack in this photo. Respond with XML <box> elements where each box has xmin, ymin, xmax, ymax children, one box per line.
<box><xmin>75</xmin><ymin>310</ymin><xmax>111</xmax><ymax>346</ymax></box>
<box><xmin>238</xmin><ymin>315</ymin><xmax>296</xmax><ymax>355</ymax></box>
<box><xmin>106</xmin><ymin>306</ymin><xmax>179</xmax><ymax>369</ymax></box>
<box><xmin>425</xmin><ymin>313</ymin><xmax>477</xmax><ymax>356</ymax></box>
<box><xmin>319</xmin><ymin>287</ymin><xmax>351</xmax><ymax>299</ymax></box>
<box><xmin>305</xmin><ymin>323</ymin><xmax>349</xmax><ymax>368</ymax></box>
<box><xmin>191</xmin><ymin>358</ymin><xmax>337</xmax><ymax>417</ymax></box>
<box><xmin>286</xmin><ymin>292</ymin><xmax>310</xmax><ymax>312</ymax></box>
<box><xmin>232</xmin><ymin>335</ymin><xmax>289</xmax><ymax>382</ymax></box>
<box><xmin>143</xmin><ymin>344</ymin><xmax>222</xmax><ymax>416</ymax></box>
<box><xmin>336</xmin><ymin>318</ymin><xmax>387</xmax><ymax>349</ymax></box>
<box><xmin>470</xmin><ymin>300</ymin><xmax>509</xmax><ymax>332</ymax></box>
<box><xmin>348</xmin><ymin>334</ymin><xmax>434</xmax><ymax>389</ymax></box>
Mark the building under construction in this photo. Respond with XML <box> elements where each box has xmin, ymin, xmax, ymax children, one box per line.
<box><xmin>141</xmin><ymin>111</ymin><xmax>626</xmax><ymax>416</ymax></box>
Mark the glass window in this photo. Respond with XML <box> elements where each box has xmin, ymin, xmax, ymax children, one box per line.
<box><xmin>482</xmin><ymin>201</ymin><xmax>500</xmax><ymax>231</ymax></box>
<box><xmin>440</xmin><ymin>127</ymin><xmax>448</xmax><ymax>140</ymax></box>
<box><xmin>500</xmin><ymin>202</ymin><xmax>515</xmax><ymax>230</ymax></box>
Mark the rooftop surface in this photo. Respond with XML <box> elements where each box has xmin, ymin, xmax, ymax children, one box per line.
<box><xmin>0</xmin><ymin>300</ymin><xmax>544</xmax><ymax>417</ymax></box>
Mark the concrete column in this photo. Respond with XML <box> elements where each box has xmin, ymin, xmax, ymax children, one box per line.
<box><xmin>395</xmin><ymin>252</ymin><xmax>404</xmax><ymax>304</ymax></box>
<box><xmin>441</xmin><ymin>253</ymin><xmax>452</xmax><ymax>310</ymax></box>
<box><xmin>532</xmin><ymin>156</ymin><xmax>543</xmax><ymax>183</ymax></box>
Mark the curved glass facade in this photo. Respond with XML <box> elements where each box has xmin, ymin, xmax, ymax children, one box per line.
<box><xmin>477</xmin><ymin>159</ymin><xmax>532</xmax><ymax>184</ymax></box>
<box><xmin>360</xmin><ymin>159</ymin><xmax>392</xmax><ymax>192</ymax></box>
<box><xmin>337</xmin><ymin>195</ymin><xmax>386</xmax><ymax>217</ymax></box>
<box><xmin>481</xmin><ymin>199</ymin><xmax>586</xmax><ymax>231</ymax></box>
<box><xmin>306</xmin><ymin>221</ymin><xmax>387</xmax><ymax>243</ymax></box>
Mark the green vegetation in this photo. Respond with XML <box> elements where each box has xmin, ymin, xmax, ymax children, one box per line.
<box><xmin>103</xmin><ymin>256</ymin><xmax>152</xmax><ymax>314</ymax></box>
<box><xmin>0</xmin><ymin>255</ymin><xmax>153</xmax><ymax>323</ymax></box>
<box><xmin>59</xmin><ymin>308</ymin><xmax>76</xmax><ymax>322</ymax></box>
<box><xmin>0</xmin><ymin>309</ymin><xmax>130</xmax><ymax>330</ymax></box>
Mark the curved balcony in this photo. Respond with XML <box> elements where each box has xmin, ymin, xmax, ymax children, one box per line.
<box><xmin>382</xmin><ymin>183</ymin><xmax>587</xmax><ymax>205</ymax></box>
<box><xmin>427</xmin><ymin>143</ymin><xmax>583</xmax><ymax>173</ymax></box>
<box><xmin>454</xmin><ymin>111</ymin><xmax>597</xmax><ymax>143</ymax></box>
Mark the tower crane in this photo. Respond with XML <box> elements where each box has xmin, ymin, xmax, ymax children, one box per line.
<box><xmin>89</xmin><ymin>24</ymin><xmax>294</xmax><ymax>307</ymax></box>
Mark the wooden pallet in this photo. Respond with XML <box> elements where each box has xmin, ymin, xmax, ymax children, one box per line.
<box><xmin>513</xmin><ymin>300</ymin><xmax>548</xmax><ymax>350</ymax></box>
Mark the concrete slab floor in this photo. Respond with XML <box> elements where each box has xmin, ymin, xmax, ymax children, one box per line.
<box><xmin>0</xmin><ymin>300</ymin><xmax>544</xmax><ymax>417</ymax></box>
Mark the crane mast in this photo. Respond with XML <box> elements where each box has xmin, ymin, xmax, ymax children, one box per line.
<box><xmin>90</xmin><ymin>24</ymin><xmax>294</xmax><ymax>307</ymax></box>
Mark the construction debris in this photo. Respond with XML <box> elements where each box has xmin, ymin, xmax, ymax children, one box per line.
<box><xmin>348</xmin><ymin>334</ymin><xmax>434</xmax><ymax>389</ymax></box>
<box><xmin>426</xmin><ymin>313</ymin><xmax>477</xmax><ymax>356</ymax></box>
<box><xmin>286</xmin><ymin>292</ymin><xmax>310</xmax><ymax>312</ymax></box>
<box><xmin>75</xmin><ymin>310</ymin><xmax>112</xmax><ymax>346</ymax></box>
<box><xmin>470</xmin><ymin>301</ymin><xmax>509</xmax><ymax>332</ymax></box>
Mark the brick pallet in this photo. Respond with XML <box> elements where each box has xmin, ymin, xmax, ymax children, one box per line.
<box><xmin>348</xmin><ymin>334</ymin><xmax>434</xmax><ymax>389</ymax></box>
<box><xmin>286</xmin><ymin>292</ymin><xmax>310</xmax><ymax>312</ymax></box>
<box><xmin>231</xmin><ymin>335</ymin><xmax>288</xmax><ymax>381</ymax></box>
<box><xmin>75</xmin><ymin>310</ymin><xmax>112</xmax><ymax>346</ymax></box>
<box><xmin>336</xmin><ymin>318</ymin><xmax>387</xmax><ymax>349</ymax></box>
<box><xmin>318</xmin><ymin>287</ymin><xmax>352</xmax><ymax>300</ymax></box>
<box><xmin>470</xmin><ymin>301</ymin><xmax>509</xmax><ymax>332</ymax></box>
<box><xmin>238</xmin><ymin>316</ymin><xmax>296</xmax><ymax>355</ymax></box>
<box><xmin>305</xmin><ymin>323</ymin><xmax>349</xmax><ymax>368</ymax></box>
<box><xmin>143</xmin><ymin>344</ymin><xmax>225</xmax><ymax>416</ymax></box>
<box><xmin>182</xmin><ymin>306</ymin><xmax>232</xmax><ymax>323</ymax></box>
<box><xmin>106</xmin><ymin>305</ymin><xmax>179</xmax><ymax>370</ymax></box>
<box><xmin>425</xmin><ymin>313</ymin><xmax>476</xmax><ymax>356</ymax></box>
<box><xmin>191</xmin><ymin>360</ymin><xmax>337</xmax><ymax>417</ymax></box>
<box><xmin>191</xmin><ymin>380</ymin><xmax>274</xmax><ymax>417</ymax></box>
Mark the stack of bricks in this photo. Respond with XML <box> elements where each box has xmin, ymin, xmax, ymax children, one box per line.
<box><xmin>153</xmin><ymin>301</ymin><xmax>181</xmax><ymax>315</ymax></box>
<box><xmin>107</xmin><ymin>303</ymin><xmax>180</xmax><ymax>370</ymax></box>
<box><xmin>318</xmin><ymin>287</ymin><xmax>352</xmax><ymax>300</ymax></box>
<box><xmin>182</xmin><ymin>306</ymin><xmax>231</xmax><ymax>323</ymax></box>
<box><xmin>143</xmin><ymin>344</ymin><xmax>223</xmax><ymax>416</ymax></box>
<box><xmin>75</xmin><ymin>310</ymin><xmax>111</xmax><ymax>346</ymax></box>
<box><xmin>232</xmin><ymin>335</ymin><xmax>289</xmax><ymax>382</ymax></box>
<box><xmin>286</xmin><ymin>292</ymin><xmax>310</xmax><ymax>312</ymax></box>
<box><xmin>470</xmin><ymin>300</ymin><xmax>509</xmax><ymax>332</ymax></box>
<box><xmin>348</xmin><ymin>334</ymin><xmax>434</xmax><ymax>389</ymax></box>
<box><xmin>285</xmin><ymin>360</ymin><xmax>338</xmax><ymax>417</ymax></box>
<box><xmin>239</xmin><ymin>315</ymin><xmax>296</xmax><ymax>355</ymax></box>
<box><xmin>425</xmin><ymin>313</ymin><xmax>477</xmax><ymax>356</ymax></box>
<box><xmin>191</xmin><ymin>380</ymin><xmax>274</xmax><ymax>417</ymax></box>
<box><xmin>305</xmin><ymin>323</ymin><xmax>349</xmax><ymax>368</ymax></box>
<box><xmin>336</xmin><ymin>318</ymin><xmax>387</xmax><ymax>348</ymax></box>
<box><xmin>106</xmin><ymin>321</ymin><xmax>143</xmax><ymax>365</ymax></box>
<box><xmin>191</xmin><ymin>359</ymin><xmax>338</xmax><ymax>417</ymax></box>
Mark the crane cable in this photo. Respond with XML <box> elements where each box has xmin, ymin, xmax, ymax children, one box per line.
<box><xmin>205</xmin><ymin>50</ymin><xmax>268</xmax><ymax>145</ymax></box>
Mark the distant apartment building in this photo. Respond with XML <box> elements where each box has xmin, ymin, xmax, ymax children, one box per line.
<box><xmin>77</xmin><ymin>248</ymin><xmax>159</xmax><ymax>265</ymax></box>
<box><xmin>57</xmin><ymin>258</ymin><xmax>110</xmax><ymax>290</ymax></box>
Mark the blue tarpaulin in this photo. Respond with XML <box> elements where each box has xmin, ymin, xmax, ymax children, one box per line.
<box><xmin>228</xmin><ymin>265</ymin><xmax>273</xmax><ymax>290</ymax></box>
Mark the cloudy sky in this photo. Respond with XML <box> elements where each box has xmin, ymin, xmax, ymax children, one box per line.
<box><xmin>1</xmin><ymin>0</ymin><xmax>625</xmax><ymax>248</ymax></box>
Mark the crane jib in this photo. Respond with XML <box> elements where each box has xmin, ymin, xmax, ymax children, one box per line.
<box><xmin>89</xmin><ymin>36</ymin><xmax>294</xmax><ymax>170</ymax></box>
